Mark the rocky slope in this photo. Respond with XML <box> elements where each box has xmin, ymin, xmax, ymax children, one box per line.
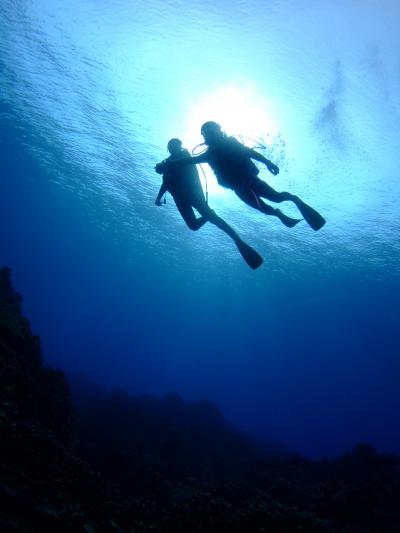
<box><xmin>1</xmin><ymin>267</ymin><xmax>399</xmax><ymax>532</ymax></box>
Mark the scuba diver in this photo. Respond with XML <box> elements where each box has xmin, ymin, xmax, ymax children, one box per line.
<box><xmin>156</xmin><ymin>122</ymin><xmax>326</xmax><ymax>231</ymax></box>
<box><xmin>154</xmin><ymin>138</ymin><xmax>263</xmax><ymax>270</ymax></box>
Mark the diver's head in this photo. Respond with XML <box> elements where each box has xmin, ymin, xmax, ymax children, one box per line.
<box><xmin>201</xmin><ymin>121</ymin><xmax>224</xmax><ymax>146</ymax></box>
<box><xmin>167</xmin><ymin>138</ymin><xmax>183</xmax><ymax>155</ymax></box>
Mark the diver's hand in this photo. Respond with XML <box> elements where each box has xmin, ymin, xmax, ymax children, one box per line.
<box><xmin>266</xmin><ymin>161</ymin><xmax>279</xmax><ymax>175</ymax></box>
<box><xmin>155</xmin><ymin>198</ymin><xmax>163</xmax><ymax>206</ymax></box>
<box><xmin>155</xmin><ymin>162</ymin><xmax>165</xmax><ymax>174</ymax></box>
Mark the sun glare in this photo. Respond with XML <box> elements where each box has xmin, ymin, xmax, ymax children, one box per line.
<box><xmin>181</xmin><ymin>85</ymin><xmax>278</xmax><ymax>194</ymax></box>
<box><xmin>184</xmin><ymin>85</ymin><xmax>277</xmax><ymax>147</ymax></box>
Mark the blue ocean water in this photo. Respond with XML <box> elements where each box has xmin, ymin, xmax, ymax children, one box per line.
<box><xmin>1</xmin><ymin>0</ymin><xmax>399</xmax><ymax>458</ymax></box>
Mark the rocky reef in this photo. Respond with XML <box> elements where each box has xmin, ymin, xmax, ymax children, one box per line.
<box><xmin>1</xmin><ymin>266</ymin><xmax>399</xmax><ymax>532</ymax></box>
<box><xmin>0</xmin><ymin>267</ymin><xmax>115</xmax><ymax>531</ymax></box>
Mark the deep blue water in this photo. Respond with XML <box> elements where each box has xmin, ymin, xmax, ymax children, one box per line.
<box><xmin>1</xmin><ymin>0</ymin><xmax>399</xmax><ymax>458</ymax></box>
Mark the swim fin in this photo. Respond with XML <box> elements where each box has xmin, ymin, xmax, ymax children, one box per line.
<box><xmin>294</xmin><ymin>199</ymin><xmax>326</xmax><ymax>231</ymax></box>
<box><xmin>276</xmin><ymin>209</ymin><xmax>302</xmax><ymax>228</ymax></box>
<box><xmin>236</xmin><ymin>240</ymin><xmax>263</xmax><ymax>270</ymax></box>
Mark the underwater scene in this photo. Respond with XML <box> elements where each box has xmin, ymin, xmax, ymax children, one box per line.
<box><xmin>1</xmin><ymin>0</ymin><xmax>400</xmax><ymax>530</ymax></box>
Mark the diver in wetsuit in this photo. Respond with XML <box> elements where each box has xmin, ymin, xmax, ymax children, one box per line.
<box><xmin>157</xmin><ymin>122</ymin><xmax>325</xmax><ymax>231</ymax></box>
<box><xmin>154</xmin><ymin>138</ymin><xmax>263</xmax><ymax>269</ymax></box>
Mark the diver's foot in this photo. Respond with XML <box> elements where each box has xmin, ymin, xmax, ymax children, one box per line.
<box><xmin>236</xmin><ymin>240</ymin><xmax>263</xmax><ymax>270</ymax></box>
<box><xmin>276</xmin><ymin>209</ymin><xmax>302</xmax><ymax>228</ymax></box>
<box><xmin>292</xmin><ymin>198</ymin><xmax>326</xmax><ymax>231</ymax></box>
<box><xmin>307</xmin><ymin>214</ymin><xmax>326</xmax><ymax>231</ymax></box>
<box><xmin>193</xmin><ymin>217</ymin><xmax>207</xmax><ymax>230</ymax></box>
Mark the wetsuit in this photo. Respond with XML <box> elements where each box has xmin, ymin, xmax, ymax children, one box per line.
<box><xmin>159</xmin><ymin>149</ymin><xmax>211</xmax><ymax>230</ymax></box>
<box><xmin>196</xmin><ymin>136</ymin><xmax>260</xmax><ymax>189</ymax></box>
<box><xmin>186</xmin><ymin>136</ymin><xmax>291</xmax><ymax>217</ymax></box>
<box><xmin>154</xmin><ymin>147</ymin><xmax>264</xmax><ymax>269</ymax></box>
<box><xmin>162</xmin><ymin>137</ymin><xmax>325</xmax><ymax>231</ymax></box>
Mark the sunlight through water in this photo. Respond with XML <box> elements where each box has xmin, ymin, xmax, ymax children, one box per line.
<box><xmin>180</xmin><ymin>84</ymin><xmax>278</xmax><ymax>194</ymax></box>
<box><xmin>1</xmin><ymin>0</ymin><xmax>400</xmax><ymax>458</ymax></box>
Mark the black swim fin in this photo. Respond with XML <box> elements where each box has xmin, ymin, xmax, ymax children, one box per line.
<box><xmin>294</xmin><ymin>199</ymin><xmax>326</xmax><ymax>231</ymax></box>
<box><xmin>276</xmin><ymin>209</ymin><xmax>302</xmax><ymax>228</ymax></box>
<box><xmin>236</xmin><ymin>240</ymin><xmax>263</xmax><ymax>270</ymax></box>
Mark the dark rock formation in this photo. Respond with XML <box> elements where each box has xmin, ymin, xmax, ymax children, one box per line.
<box><xmin>1</xmin><ymin>266</ymin><xmax>399</xmax><ymax>532</ymax></box>
<box><xmin>0</xmin><ymin>267</ymin><xmax>117</xmax><ymax>531</ymax></box>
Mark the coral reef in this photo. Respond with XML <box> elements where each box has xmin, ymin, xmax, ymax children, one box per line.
<box><xmin>1</xmin><ymin>266</ymin><xmax>399</xmax><ymax>532</ymax></box>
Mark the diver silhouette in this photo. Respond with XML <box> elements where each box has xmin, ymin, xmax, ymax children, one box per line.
<box><xmin>155</xmin><ymin>138</ymin><xmax>263</xmax><ymax>269</ymax></box>
<box><xmin>157</xmin><ymin>122</ymin><xmax>325</xmax><ymax>231</ymax></box>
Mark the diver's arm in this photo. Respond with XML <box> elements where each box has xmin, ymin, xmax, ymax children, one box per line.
<box><xmin>168</xmin><ymin>153</ymin><xmax>208</xmax><ymax>167</ymax></box>
<box><xmin>248</xmin><ymin>149</ymin><xmax>279</xmax><ymax>176</ymax></box>
<box><xmin>188</xmin><ymin>153</ymin><xmax>209</xmax><ymax>164</ymax></box>
<box><xmin>155</xmin><ymin>182</ymin><xmax>167</xmax><ymax>206</ymax></box>
<box><xmin>155</xmin><ymin>154</ymin><xmax>207</xmax><ymax>177</ymax></box>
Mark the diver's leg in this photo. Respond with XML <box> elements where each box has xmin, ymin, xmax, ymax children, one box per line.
<box><xmin>174</xmin><ymin>198</ymin><xmax>207</xmax><ymax>231</ymax></box>
<box><xmin>194</xmin><ymin>198</ymin><xmax>263</xmax><ymax>269</ymax></box>
<box><xmin>250</xmin><ymin>178</ymin><xmax>325</xmax><ymax>231</ymax></box>
<box><xmin>250</xmin><ymin>178</ymin><xmax>294</xmax><ymax>203</ymax></box>
<box><xmin>195</xmin><ymin>201</ymin><xmax>239</xmax><ymax>241</ymax></box>
<box><xmin>234</xmin><ymin>184</ymin><xmax>301</xmax><ymax>228</ymax></box>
